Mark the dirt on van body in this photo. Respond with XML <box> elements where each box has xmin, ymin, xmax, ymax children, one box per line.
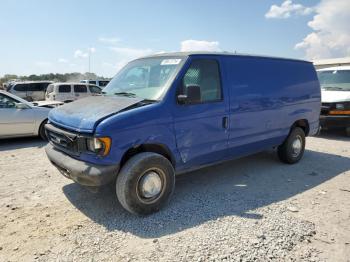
<box><xmin>0</xmin><ymin>131</ymin><xmax>349</xmax><ymax>261</ymax></box>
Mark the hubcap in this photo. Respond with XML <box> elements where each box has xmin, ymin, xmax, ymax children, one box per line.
<box><xmin>139</xmin><ymin>171</ymin><xmax>162</xmax><ymax>199</ymax></box>
<box><xmin>292</xmin><ymin>135</ymin><xmax>302</xmax><ymax>157</ymax></box>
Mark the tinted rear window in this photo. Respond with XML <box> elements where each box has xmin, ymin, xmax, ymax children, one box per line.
<box><xmin>89</xmin><ymin>80</ymin><xmax>97</xmax><ymax>85</ymax></box>
<box><xmin>58</xmin><ymin>85</ymin><xmax>71</xmax><ymax>93</ymax></box>
<box><xmin>28</xmin><ymin>83</ymin><xmax>47</xmax><ymax>91</ymax></box>
<box><xmin>99</xmin><ymin>81</ymin><xmax>109</xmax><ymax>87</ymax></box>
<box><xmin>13</xmin><ymin>84</ymin><xmax>27</xmax><ymax>92</ymax></box>
<box><xmin>88</xmin><ymin>85</ymin><xmax>101</xmax><ymax>93</ymax></box>
<box><xmin>74</xmin><ymin>85</ymin><xmax>87</xmax><ymax>93</ymax></box>
<box><xmin>13</xmin><ymin>82</ymin><xmax>50</xmax><ymax>92</ymax></box>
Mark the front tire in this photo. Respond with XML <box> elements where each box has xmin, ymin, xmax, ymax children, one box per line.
<box><xmin>116</xmin><ymin>152</ymin><xmax>175</xmax><ymax>215</ymax></box>
<box><xmin>39</xmin><ymin>119</ymin><xmax>48</xmax><ymax>140</ymax></box>
<box><xmin>278</xmin><ymin>127</ymin><xmax>305</xmax><ymax>164</ymax></box>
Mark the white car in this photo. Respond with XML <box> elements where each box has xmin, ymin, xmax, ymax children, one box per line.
<box><xmin>0</xmin><ymin>90</ymin><xmax>62</xmax><ymax>139</ymax></box>
<box><xmin>317</xmin><ymin>66</ymin><xmax>350</xmax><ymax>135</ymax></box>
<box><xmin>45</xmin><ymin>82</ymin><xmax>102</xmax><ymax>103</ymax></box>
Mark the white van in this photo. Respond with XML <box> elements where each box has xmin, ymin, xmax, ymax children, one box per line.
<box><xmin>45</xmin><ymin>83</ymin><xmax>102</xmax><ymax>103</ymax></box>
<box><xmin>80</xmin><ymin>79</ymin><xmax>110</xmax><ymax>88</ymax></box>
<box><xmin>317</xmin><ymin>66</ymin><xmax>350</xmax><ymax>135</ymax></box>
<box><xmin>7</xmin><ymin>81</ymin><xmax>52</xmax><ymax>101</ymax></box>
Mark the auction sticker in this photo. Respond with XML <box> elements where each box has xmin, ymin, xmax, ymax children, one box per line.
<box><xmin>161</xmin><ymin>59</ymin><xmax>181</xmax><ymax>65</ymax></box>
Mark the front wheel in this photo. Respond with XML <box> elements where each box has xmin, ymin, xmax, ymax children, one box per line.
<box><xmin>116</xmin><ymin>152</ymin><xmax>175</xmax><ymax>215</ymax></box>
<box><xmin>278</xmin><ymin>127</ymin><xmax>305</xmax><ymax>164</ymax></box>
<box><xmin>39</xmin><ymin>119</ymin><xmax>48</xmax><ymax>140</ymax></box>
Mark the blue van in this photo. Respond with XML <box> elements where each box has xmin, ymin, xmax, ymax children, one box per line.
<box><xmin>45</xmin><ymin>52</ymin><xmax>321</xmax><ymax>215</ymax></box>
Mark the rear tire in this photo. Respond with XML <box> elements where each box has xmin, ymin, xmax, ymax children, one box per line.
<box><xmin>39</xmin><ymin>120</ymin><xmax>48</xmax><ymax>140</ymax></box>
<box><xmin>346</xmin><ymin>127</ymin><xmax>350</xmax><ymax>137</ymax></box>
<box><xmin>278</xmin><ymin>127</ymin><xmax>305</xmax><ymax>164</ymax></box>
<box><xmin>116</xmin><ymin>152</ymin><xmax>175</xmax><ymax>215</ymax></box>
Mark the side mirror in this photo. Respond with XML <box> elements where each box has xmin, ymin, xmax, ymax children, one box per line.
<box><xmin>15</xmin><ymin>103</ymin><xmax>30</xmax><ymax>109</ymax></box>
<box><xmin>177</xmin><ymin>85</ymin><xmax>201</xmax><ymax>104</ymax></box>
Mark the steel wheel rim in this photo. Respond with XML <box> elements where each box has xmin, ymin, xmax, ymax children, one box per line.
<box><xmin>137</xmin><ymin>168</ymin><xmax>165</xmax><ymax>203</ymax></box>
<box><xmin>291</xmin><ymin>135</ymin><xmax>302</xmax><ymax>157</ymax></box>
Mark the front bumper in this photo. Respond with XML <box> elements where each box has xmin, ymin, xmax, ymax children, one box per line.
<box><xmin>320</xmin><ymin>115</ymin><xmax>350</xmax><ymax>129</ymax></box>
<box><xmin>45</xmin><ymin>144</ymin><xmax>119</xmax><ymax>186</ymax></box>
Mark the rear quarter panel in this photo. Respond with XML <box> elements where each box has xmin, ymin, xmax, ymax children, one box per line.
<box><xmin>223</xmin><ymin>56</ymin><xmax>320</xmax><ymax>155</ymax></box>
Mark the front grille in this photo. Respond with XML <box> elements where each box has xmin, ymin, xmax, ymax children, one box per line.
<box><xmin>45</xmin><ymin>124</ymin><xmax>82</xmax><ymax>155</ymax></box>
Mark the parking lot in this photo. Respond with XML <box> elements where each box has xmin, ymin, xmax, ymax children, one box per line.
<box><xmin>0</xmin><ymin>131</ymin><xmax>349</xmax><ymax>261</ymax></box>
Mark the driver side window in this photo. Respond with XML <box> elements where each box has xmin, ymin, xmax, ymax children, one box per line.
<box><xmin>179</xmin><ymin>59</ymin><xmax>222</xmax><ymax>104</ymax></box>
<box><xmin>0</xmin><ymin>94</ymin><xmax>17</xmax><ymax>109</ymax></box>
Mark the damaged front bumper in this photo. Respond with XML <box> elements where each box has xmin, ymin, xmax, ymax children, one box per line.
<box><xmin>45</xmin><ymin>144</ymin><xmax>119</xmax><ymax>187</ymax></box>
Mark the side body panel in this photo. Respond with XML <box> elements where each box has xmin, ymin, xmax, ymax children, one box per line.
<box><xmin>222</xmin><ymin>56</ymin><xmax>321</xmax><ymax>157</ymax></box>
<box><xmin>0</xmin><ymin>108</ymin><xmax>35</xmax><ymax>136</ymax></box>
<box><xmin>55</xmin><ymin>84</ymin><xmax>74</xmax><ymax>102</ymax></box>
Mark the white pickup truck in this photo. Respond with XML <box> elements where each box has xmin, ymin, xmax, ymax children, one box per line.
<box><xmin>317</xmin><ymin>66</ymin><xmax>350</xmax><ymax>136</ymax></box>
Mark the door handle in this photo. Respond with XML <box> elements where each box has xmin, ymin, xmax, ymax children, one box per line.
<box><xmin>222</xmin><ymin>116</ymin><xmax>229</xmax><ymax>129</ymax></box>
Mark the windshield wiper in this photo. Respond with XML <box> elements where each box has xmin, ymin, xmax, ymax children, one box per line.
<box><xmin>113</xmin><ymin>92</ymin><xmax>137</xmax><ymax>97</ymax></box>
<box><xmin>140</xmin><ymin>99</ymin><xmax>158</xmax><ymax>104</ymax></box>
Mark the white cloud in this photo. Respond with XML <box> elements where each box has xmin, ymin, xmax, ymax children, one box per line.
<box><xmin>265</xmin><ymin>0</ymin><xmax>314</xmax><ymax>19</ymax></box>
<box><xmin>295</xmin><ymin>0</ymin><xmax>350</xmax><ymax>59</ymax></box>
<box><xmin>180</xmin><ymin>40</ymin><xmax>221</xmax><ymax>52</ymax></box>
<box><xmin>74</xmin><ymin>49</ymin><xmax>88</xmax><ymax>58</ymax></box>
<box><xmin>110</xmin><ymin>46</ymin><xmax>153</xmax><ymax>58</ymax></box>
<box><xmin>58</xmin><ymin>58</ymin><xmax>68</xmax><ymax>63</ymax></box>
<box><xmin>74</xmin><ymin>48</ymin><xmax>96</xmax><ymax>58</ymax></box>
<box><xmin>98</xmin><ymin>37</ymin><xmax>120</xmax><ymax>44</ymax></box>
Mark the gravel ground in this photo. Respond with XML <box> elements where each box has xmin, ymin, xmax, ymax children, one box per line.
<box><xmin>0</xmin><ymin>130</ymin><xmax>349</xmax><ymax>261</ymax></box>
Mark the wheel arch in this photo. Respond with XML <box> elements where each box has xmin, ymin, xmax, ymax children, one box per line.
<box><xmin>120</xmin><ymin>143</ymin><xmax>175</xmax><ymax>169</ymax></box>
<box><xmin>291</xmin><ymin>119</ymin><xmax>310</xmax><ymax>136</ymax></box>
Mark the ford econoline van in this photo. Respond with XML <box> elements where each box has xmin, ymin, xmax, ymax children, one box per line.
<box><xmin>45</xmin><ymin>82</ymin><xmax>102</xmax><ymax>103</ymax></box>
<box><xmin>317</xmin><ymin>66</ymin><xmax>350</xmax><ymax>136</ymax></box>
<box><xmin>45</xmin><ymin>52</ymin><xmax>321</xmax><ymax>215</ymax></box>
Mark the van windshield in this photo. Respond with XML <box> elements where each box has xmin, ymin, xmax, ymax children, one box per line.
<box><xmin>103</xmin><ymin>57</ymin><xmax>183</xmax><ymax>100</ymax></box>
<box><xmin>317</xmin><ymin>70</ymin><xmax>350</xmax><ymax>91</ymax></box>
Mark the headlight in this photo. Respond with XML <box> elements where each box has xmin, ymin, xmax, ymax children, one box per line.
<box><xmin>86</xmin><ymin>137</ymin><xmax>111</xmax><ymax>156</ymax></box>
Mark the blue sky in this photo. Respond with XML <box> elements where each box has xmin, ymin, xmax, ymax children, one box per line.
<box><xmin>1</xmin><ymin>0</ymin><xmax>347</xmax><ymax>77</ymax></box>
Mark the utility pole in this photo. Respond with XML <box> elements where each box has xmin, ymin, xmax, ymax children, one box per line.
<box><xmin>88</xmin><ymin>48</ymin><xmax>91</xmax><ymax>76</ymax></box>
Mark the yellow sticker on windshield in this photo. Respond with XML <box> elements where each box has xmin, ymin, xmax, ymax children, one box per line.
<box><xmin>161</xmin><ymin>59</ymin><xmax>181</xmax><ymax>65</ymax></box>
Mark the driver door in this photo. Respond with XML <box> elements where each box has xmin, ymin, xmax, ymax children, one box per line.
<box><xmin>0</xmin><ymin>93</ymin><xmax>35</xmax><ymax>137</ymax></box>
<box><xmin>173</xmin><ymin>58</ymin><xmax>229</xmax><ymax>169</ymax></box>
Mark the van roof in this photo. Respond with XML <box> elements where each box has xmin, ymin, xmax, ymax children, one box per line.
<box><xmin>50</xmin><ymin>82</ymin><xmax>99</xmax><ymax>86</ymax></box>
<box><xmin>317</xmin><ymin>65</ymin><xmax>350</xmax><ymax>71</ymax></box>
<box><xmin>13</xmin><ymin>81</ymin><xmax>52</xmax><ymax>84</ymax></box>
<box><xmin>140</xmin><ymin>51</ymin><xmax>310</xmax><ymax>63</ymax></box>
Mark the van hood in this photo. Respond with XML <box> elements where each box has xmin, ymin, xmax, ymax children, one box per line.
<box><xmin>48</xmin><ymin>96</ymin><xmax>143</xmax><ymax>133</ymax></box>
<box><xmin>321</xmin><ymin>90</ymin><xmax>350</xmax><ymax>103</ymax></box>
